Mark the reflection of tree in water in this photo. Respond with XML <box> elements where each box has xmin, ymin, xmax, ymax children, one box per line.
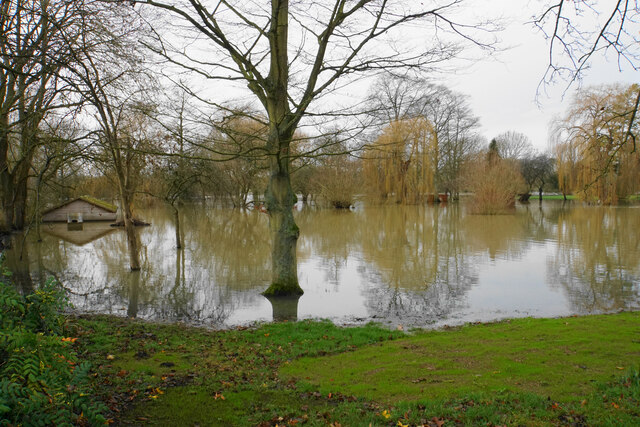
<box><xmin>184</xmin><ymin>205</ymin><xmax>270</xmax><ymax>291</ymax></box>
<box><xmin>8</xmin><ymin>201</ymin><xmax>639</xmax><ymax>327</ymax></box>
<box><xmin>548</xmin><ymin>206</ymin><xmax>640</xmax><ymax>312</ymax></box>
<box><xmin>296</xmin><ymin>207</ymin><xmax>363</xmax><ymax>287</ymax></box>
<box><xmin>16</xmin><ymin>206</ymin><xmax>242</xmax><ymax>325</ymax></box>
<box><xmin>460</xmin><ymin>211</ymin><xmax>529</xmax><ymax>260</ymax></box>
<box><xmin>356</xmin><ymin>205</ymin><xmax>477</xmax><ymax>324</ymax></box>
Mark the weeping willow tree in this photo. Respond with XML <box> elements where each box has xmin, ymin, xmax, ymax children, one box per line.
<box><xmin>554</xmin><ymin>136</ymin><xmax>579</xmax><ymax>200</ymax></box>
<box><xmin>554</xmin><ymin>84</ymin><xmax>640</xmax><ymax>204</ymax></box>
<box><xmin>363</xmin><ymin>117</ymin><xmax>438</xmax><ymax>204</ymax></box>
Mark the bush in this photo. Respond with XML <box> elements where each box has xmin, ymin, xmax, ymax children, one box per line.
<box><xmin>0</xmin><ymin>272</ymin><xmax>106</xmax><ymax>426</ymax></box>
<box><xmin>464</xmin><ymin>154</ymin><xmax>526</xmax><ymax>215</ymax></box>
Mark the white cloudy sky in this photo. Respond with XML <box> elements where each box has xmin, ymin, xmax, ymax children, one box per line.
<box><xmin>445</xmin><ymin>0</ymin><xmax>639</xmax><ymax>152</ymax></box>
<box><xmin>164</xmin><ymin>1</ymin><xmax>638</xmax><ymax>153</ymax></box>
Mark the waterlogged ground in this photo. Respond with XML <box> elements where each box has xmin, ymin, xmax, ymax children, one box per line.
<box><xmin>5</xmin><ymin>200</ymin><xmax>640</xmax><ymax>328</ymax></box>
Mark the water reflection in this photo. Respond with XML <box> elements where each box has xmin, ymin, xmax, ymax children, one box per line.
<box><xmin>2</xmin><ymin>201</ymin><xmax>639</xmax><ymax>328</ymax></box>
<box><xmin>549</xmin><ymin>206</ymin><xmax>640</xmax><ymax>312</ymax></box>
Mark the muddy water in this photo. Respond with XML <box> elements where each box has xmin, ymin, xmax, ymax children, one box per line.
<box><xmin>4</xmin><ymin>201</ymin><xmax>640</xmax><ymax>328</ymax></box>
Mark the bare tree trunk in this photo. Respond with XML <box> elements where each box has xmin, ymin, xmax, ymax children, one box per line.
<box><xmin>0</xmin><ymin>173</ymin><xmax>14</xmax><ymax>232</ymax></box>
<box><xmin>120</xmin><ymin>189</ymin><xmax>141</xmax><ymax>271</ymax></box>
<box><xmin>0</xmin><ymin>114</ymin><xmax>12</xmax><ymax>232</ymax></box>
<box><xmin>172</xmin><ymin>203</ymin><xmax>182</xmax><ymax>249</ymax></box>
<box><xmin>261</xmin><ymin>0</ymin><xmax>303</xmax><ymax>296</ymax></box>
<box><xmin>263</xmin><ymin>170</ymin><xmax>302</xmax><ymax>296</ymax></box>
<box><xmin>12</xmin><ymin>167</ymin><xmax>29</xmax><ymax>230</ymax></box>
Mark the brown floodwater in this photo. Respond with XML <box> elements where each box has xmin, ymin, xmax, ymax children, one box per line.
<box><xmin>3</xmin><ymin>200</ymin><xmax>640</xmax><ymax>328</ymax></box>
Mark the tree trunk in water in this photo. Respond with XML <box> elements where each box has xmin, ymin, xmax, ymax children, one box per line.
<box><xmin>263</xmin><ymin>172</ymin><xmax>303</xmax><ymax>296</ymax></box>
<box><xmin>172</xmin><ymin>204</ymin><xmax>182</xmax><ymax>249</ymax></box>
<box><xmin>261</xmin><ymin>0</ymin><xmax>302</xmax><ymax>296</ymax></box>
<box><xmin>121</xmin><ymin>192</ymin><xmax>141</xmax><ymax>271</ymax></box>
<box><xmin>538</xmin><ymin>186</ymin><xmax>543</xmax><ymax>202</ymax></box>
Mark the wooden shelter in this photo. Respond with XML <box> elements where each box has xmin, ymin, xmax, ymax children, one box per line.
<box><xmin>41</xmin><ymin>196</ymin><xmax>118</xmax><ymax>223</ymax></box>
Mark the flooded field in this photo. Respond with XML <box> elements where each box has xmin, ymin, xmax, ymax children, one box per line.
<box><xmin>4</xmin><ymin>200</ymin><xmax>640</xmax><ymax>328</ymax></box>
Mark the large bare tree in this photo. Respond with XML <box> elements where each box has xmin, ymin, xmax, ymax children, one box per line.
<box><xmin>0</xmin><ymin>0</ymin><xmax>82</xmax><ymax>232</ymax></box>
<box><xmin>59</xmin><ymin>2</ymin><xmax>157</xmax><ymax>270</ymax></box>
<box><xmin>140</xmin><ymin>0</ymin><xmax>496</xmax><ymax>296</ymax></box>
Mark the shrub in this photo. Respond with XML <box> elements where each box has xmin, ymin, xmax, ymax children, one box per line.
<box><xmin>464</xmin><ymin>153</ymin><xmax>526</xmax><ymax>214</ymax></box>
<box><xmin>0</xmin><ymin>273</ymin><xmax>106</xmax><ymax>426</ymax></box>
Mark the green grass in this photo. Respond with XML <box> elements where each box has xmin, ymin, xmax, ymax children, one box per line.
<box><xmin>282</xmin><ymin>314</ymin><xmax>640</xmax><ymax>403</ymax></box>
<box><xmin>71</xmin><ymin>313</ymin><xmax>640</xmax><ymax>426</ymax></box>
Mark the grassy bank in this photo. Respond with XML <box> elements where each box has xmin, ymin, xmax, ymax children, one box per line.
<box><xmin>64</xmin><ymin>312</ymin><xmax>640</xmax><ymax>426</ymax></box>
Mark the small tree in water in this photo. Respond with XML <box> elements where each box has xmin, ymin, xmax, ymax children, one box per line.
<box><xmin>465</xmin><ymin>140</ymin><xmax>526</xmax><ymax>215</ymax></box>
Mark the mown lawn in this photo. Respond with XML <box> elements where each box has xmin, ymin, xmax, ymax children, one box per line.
<box><xmin>70</xmin><ymin>312</ymin><xmax>640</xmax><ymax>426</ymax></box>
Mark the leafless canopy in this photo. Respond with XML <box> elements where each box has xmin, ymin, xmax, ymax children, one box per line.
<box><xmin>139</xmin><ymin>0</ymin><xmax>498</xmax><ymax>130</ymax></box>
<box><xmin>533</xmin><ymin>0</ymin><xmax>640</xmax><ymax>87</ymax></box>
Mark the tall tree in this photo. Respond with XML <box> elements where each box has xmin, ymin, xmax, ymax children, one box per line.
<box><xmin>60</xmin><ymin>2</ymin><xmax>157</xmax><ymax>270</ymax></box>
<box><xmin>365</xmin><ymin>76</ymin><xmax>481</xmax><ymax>199</ymax></box>
<box><xmin>492</xmin><ymin>131</ymin><xmax>535</xmax><ymax>161</ymax></box>
<box><xmin>142</xmin><ymin>0</ymin><xmax>496</xmax><ymax>295</ymax></box>
<box><xmin>553</xmin><ymin>83</ymin><xmax>640</xmax><ymax>204</ymax></box>
<box><xmin>0</xmin><ymin>0</ymin><xmax>81</xmax><ymax>232</ymax></box>
<box><xmin>520</xmin><ymin>153</ymin><xmax>555</xmax><ymax>201</ymax></box>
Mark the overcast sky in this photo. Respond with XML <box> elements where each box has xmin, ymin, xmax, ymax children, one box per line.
<box><xmin>446</xmin><ymin>0</ymin><xmax>639</xmax><ymax>152</ymax></box>
<box><xmin>165</xmin><ymin>1</ymin><xmax>639</xmax><ymax>153</ymax></box>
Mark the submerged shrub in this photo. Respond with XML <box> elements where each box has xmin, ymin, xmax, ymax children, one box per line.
<box><xmin>464</xmin><ymin>146</ymin><xmax>526</xmax><ymax>215</ymax></box>
<box><xmin>0</xmin><ymin>274</ymin><xmax>106</xmax><ymax>426</ymax></box>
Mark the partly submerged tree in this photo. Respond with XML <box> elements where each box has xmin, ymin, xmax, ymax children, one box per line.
<box><xmin>363</xmin><ymin>117</ymin><xmax>438</xmax><ymax>204</ymax></box>
<box><xmin>141</xmin><ymin>0</ymin><xmax>497</xmax><ymax>296</ymax></box>
<box><xmin>553</xmin><ymin>83</ymin><xmax>640</xmax><ymax>204</ymax></box>
<box><xmin>464</xmin><ymin>142</ymin><xmax>526</xmax><ymax>215</ymax></box>
<box><xmin>520</xmin><ymin>153</ymin><xmax>555</xmax><ymax>201</ymax></box>
<box><xmin>0</xmin><ymin>0</ymin><xmax>84</xmax><ymax>232</ymax></box>
<box><xmin>364</xmin><ymin>76</ymin><xmax>481</xmax><ymax>201</ymax></box>
<box><xmin>61</xmin><ymin>2</ymin><xmax>158</xmax><ymax>270</ymax></box>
